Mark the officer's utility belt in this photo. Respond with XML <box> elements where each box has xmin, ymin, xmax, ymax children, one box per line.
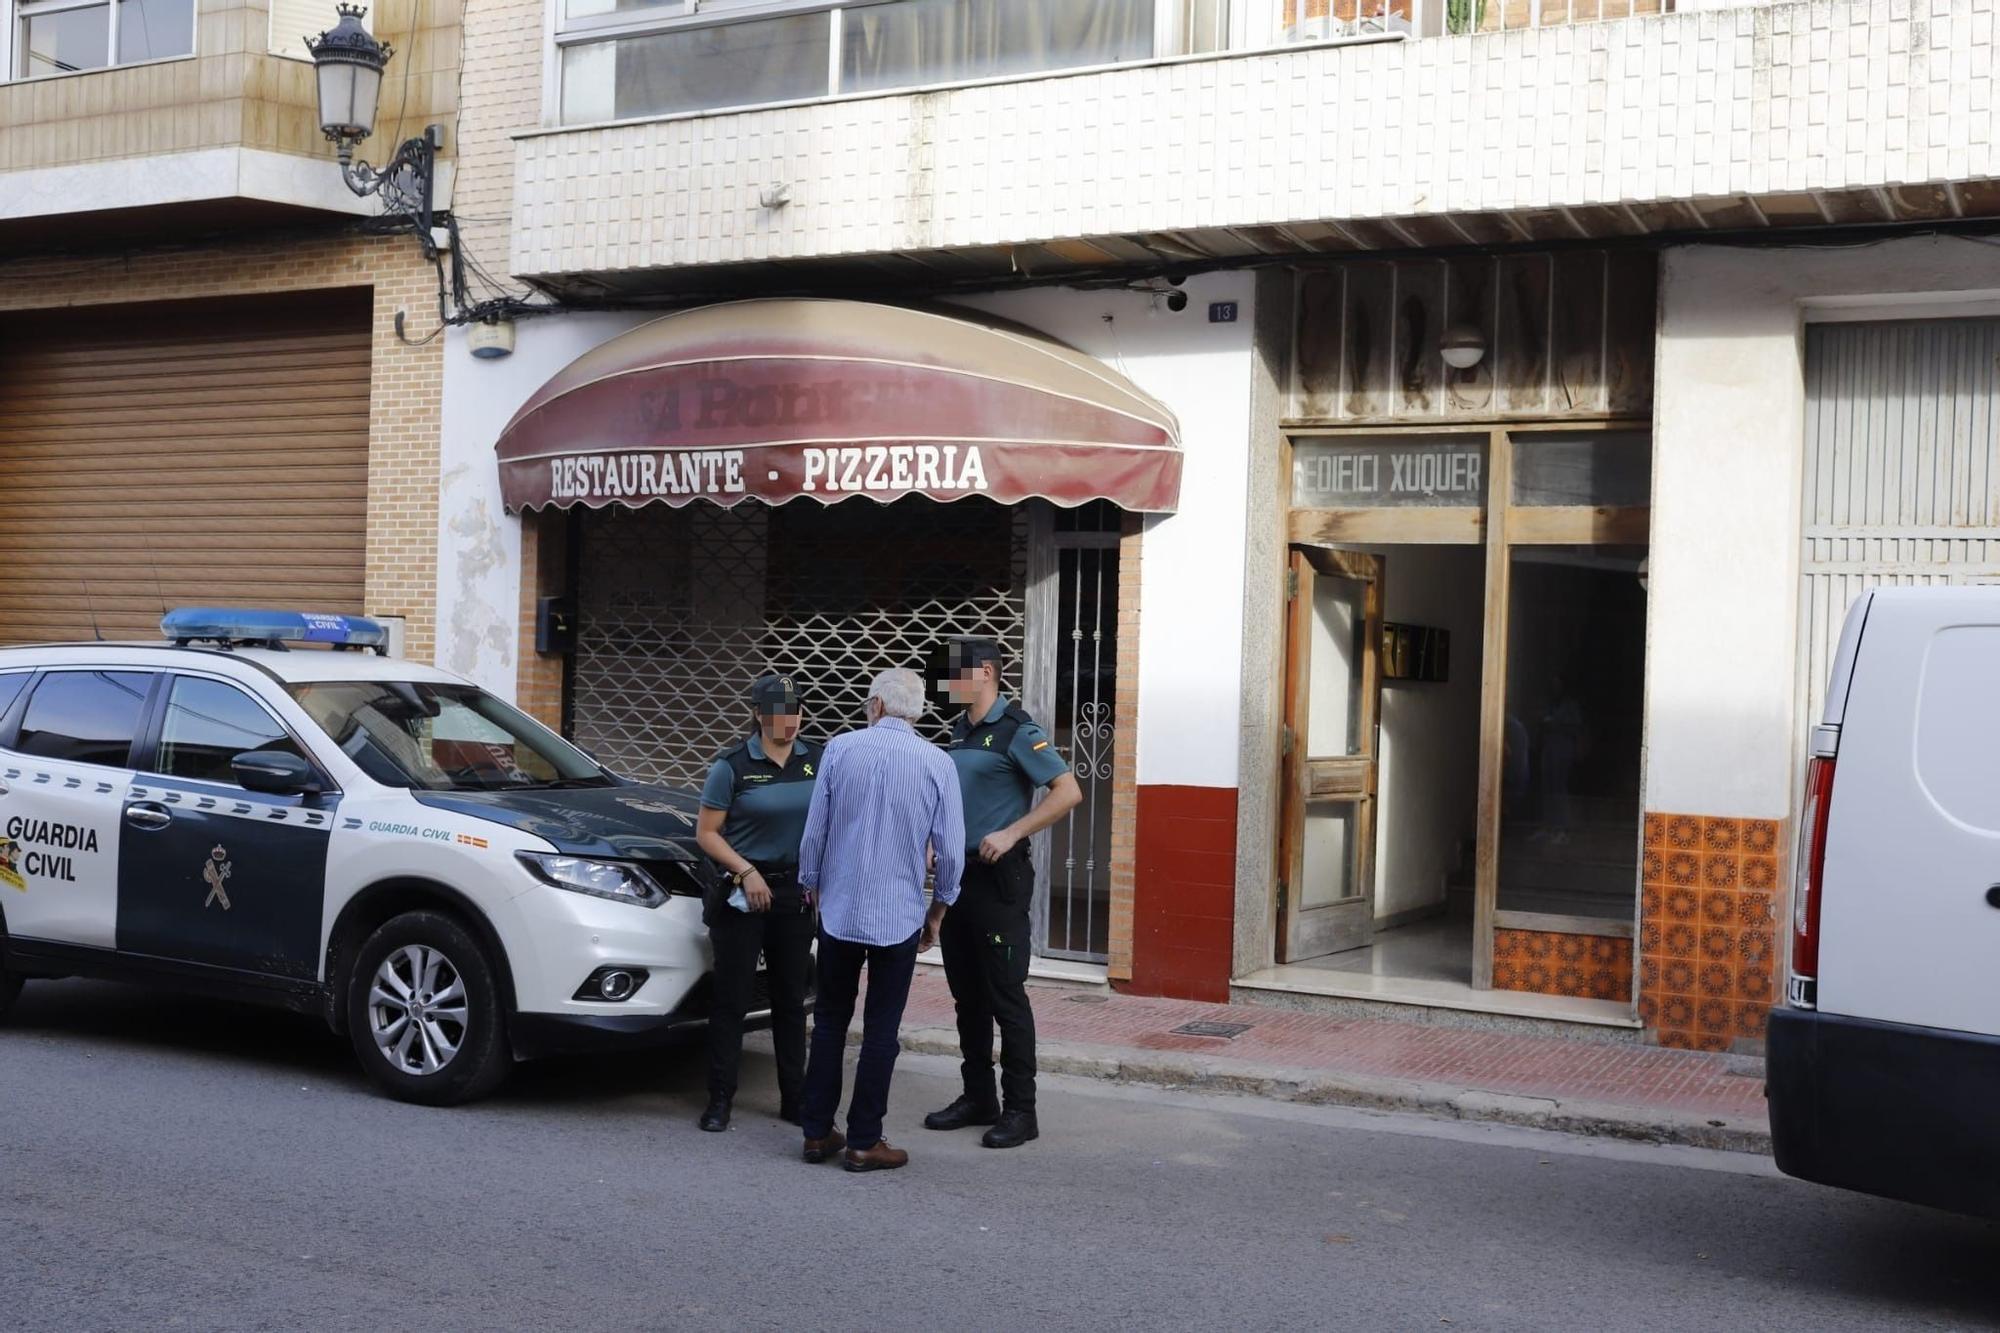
<box><xmin>753</xmin><ymin>865</ymin><xmax>810</xmax><ymax>912</ymax></box>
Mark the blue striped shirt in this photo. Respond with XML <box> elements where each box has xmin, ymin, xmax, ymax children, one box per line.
<box><xmin>797</xmin><ymin>716</ymin><xmax>964</xmax><ymax>947</ymax></box>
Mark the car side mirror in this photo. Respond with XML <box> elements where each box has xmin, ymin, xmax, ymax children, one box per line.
<box><xmin>232</xmin><ymin>751</ymin><xmax>323</xmax><ymax>797</ymax></box>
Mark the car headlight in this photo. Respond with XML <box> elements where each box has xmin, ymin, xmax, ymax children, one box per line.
<box><xmin>516</xmin><ymin>852</ymin><xmax>668</xmax><ymax>909</ymax></box>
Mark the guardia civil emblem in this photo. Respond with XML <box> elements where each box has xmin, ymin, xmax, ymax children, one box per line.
<box><xmin>0</xmin><ymin>838</ymin><xmax>23</xmax><ymax>893</ymax></box>
<box><xmin>202</xmin><ymin>845</ymin><xmax>234</xmax><ymax>911</ymax></box>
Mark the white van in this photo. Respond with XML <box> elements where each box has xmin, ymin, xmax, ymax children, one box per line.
<box><xmin>1768</xmin><ymin>586</ymin><xmax>2000</xmax><ymax>1220</ymax></box>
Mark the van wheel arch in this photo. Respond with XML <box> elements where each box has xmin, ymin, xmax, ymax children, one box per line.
<box><xmin>323</xmin><ymin>879</ymin><xmax>518</xmax><ymax>1036</ymax></box>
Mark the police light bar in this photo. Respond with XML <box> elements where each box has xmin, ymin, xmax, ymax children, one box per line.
<box><xmin>162</xmin><ymin>608</ymin><xmax>390</xmax><ymax>654</ymax></box>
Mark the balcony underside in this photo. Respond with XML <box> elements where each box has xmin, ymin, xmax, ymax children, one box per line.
<box><xmin>527</xmin><ymin>180</ymin><xmax>2000</xmax><ymax>305</ymax></box>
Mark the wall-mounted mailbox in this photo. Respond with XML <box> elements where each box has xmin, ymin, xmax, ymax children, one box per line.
<box><xmin>536</xmin><ymin>595</ymin><xmax>575</xmax><ymax>655</ymax></box>
<box><xmin>1382</xmin><ymin>622</ymin><xmax>1448</xmax><ymax>683</ymax></box>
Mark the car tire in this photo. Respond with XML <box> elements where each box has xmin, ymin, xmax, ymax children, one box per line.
<box><xmin>346</xmin><ymin>910</ymin><xmax>510</xmax><ymax>1106</ymax></box>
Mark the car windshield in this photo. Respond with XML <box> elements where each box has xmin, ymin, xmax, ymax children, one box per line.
<box><xmin>288</xmin><ymin>680</ymin><xmax>612</xmax><ymax>792</ymax></box>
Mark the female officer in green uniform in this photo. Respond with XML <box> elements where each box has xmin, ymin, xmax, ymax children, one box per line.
<box><xmin>694</xmin><ymin>674</ymin><xmax>819</xmax><ymax>1133</ymax></box>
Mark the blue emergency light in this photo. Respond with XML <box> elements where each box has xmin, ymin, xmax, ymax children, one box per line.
<box><xmin>162</xmin><ymin>608</ymin><xmax>391</xmax><ymax>654</ymax></box>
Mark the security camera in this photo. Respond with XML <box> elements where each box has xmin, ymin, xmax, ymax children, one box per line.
<box><xmin>1165</xmin><ymin>289</ymin><xmax>1189</xmax><ymax>313</ymax></box>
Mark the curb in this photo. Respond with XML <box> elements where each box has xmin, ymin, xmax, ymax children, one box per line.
<box><xmin>883</xmin><ymin>1023</ymin><xmax>1773</xmax><ymax>1155</ymax></box>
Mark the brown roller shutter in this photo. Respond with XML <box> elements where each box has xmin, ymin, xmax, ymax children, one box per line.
<box><xmin>0</xmin><ymin>290</ymin><xmax>371</xmax><ymax>645</ymax></box>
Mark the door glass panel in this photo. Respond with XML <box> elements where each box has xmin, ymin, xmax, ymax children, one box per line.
<box><xmin>1301</xmin><ymin>801</ymin><xmax>1357</xmax><ymax>907</ymax></box>
<box><xmin>15</xmin><ymin>671</ymin><xmax>150</xmax><ymax>767</ymax></box>
<box><xmin>1512</xmin><ymin>430</ymin><xmax>1652</xmax><ymax>508</ymax></box>
<box><xmin>157</xmin><ymin>678</ymin><xmax>308</xmax><ymax>786</ymax></box>
<box><xmin>1292</xmin><ymin>436</ymin><xmax>1487</xmax><ymax>508</ymax></box>
<box><xmin>1498</xmin><ymin>546</ymin><xmax>1648</xmax><ymax>920</ymax></box>
<box><xmin>1306</xmin><ymin>573</ymin><xmax>1365</xmax><ymax>755</ymax></box>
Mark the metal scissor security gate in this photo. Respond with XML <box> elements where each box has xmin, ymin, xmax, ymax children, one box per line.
<box><xmin>572</xmin><ymin>498</ymin><xmax>1026</xmax><ymax>790</ymax></box>
<box><xmin>1796</xmin><ymin>319</ymin><xmax>2000</xmax><ymax>754</ymax></box>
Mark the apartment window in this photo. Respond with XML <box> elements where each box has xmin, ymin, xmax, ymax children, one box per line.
<box><xmin>555</xmin><ymin>0</ymin><xmax>1178</xmax><ymax>126</ymax></box>
<box><xmin>12</xmin><ymin>0</ymin><xmax>193</xmax><ymax>79</ymax></box>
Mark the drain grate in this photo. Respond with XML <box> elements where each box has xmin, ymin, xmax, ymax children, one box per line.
<box><xmin>1171</xmin><ymin>1020</ymin><xmax>1253</xmax><ymax>1040</ymax></box>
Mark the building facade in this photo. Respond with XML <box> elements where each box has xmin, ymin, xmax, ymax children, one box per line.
<box><xmin>1</xmin><ymin>0</ymin><xmax>460</xmax><ymax>659</ymax></box>
<box><xmin>431</xmin><ymin>0</ymin><xmax>2000</xmax><ymax>1047</ymax></box>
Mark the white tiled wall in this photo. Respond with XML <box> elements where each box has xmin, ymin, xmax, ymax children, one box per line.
<box><xmin>511</xmin><ymin>0</ymin><xmax>1998</xmax><ymax>279</ymax></box>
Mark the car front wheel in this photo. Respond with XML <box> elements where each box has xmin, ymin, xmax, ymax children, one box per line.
<box><xmin>346</xmin><ymin>911</ymin><xmax>510</xmax><ymax>1106</ymax></box>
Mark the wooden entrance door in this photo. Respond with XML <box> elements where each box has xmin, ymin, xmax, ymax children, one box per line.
<box><xmin>1279</xmin><ymin>546</ymin><xmax>1385</xmax><ymax>962</ymax></box>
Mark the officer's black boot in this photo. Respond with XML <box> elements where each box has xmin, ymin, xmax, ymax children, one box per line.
<box><xmin>923</xmin><ymin>1093</ymin><xmax>1001</xmax><ymax>1131</ymax></box>
<box><xmin>698</xmin><ymin>1094</ymin><xmax>732</xmax><ymax>1133</ymax></box>
<box><xmin>981</xmin><ymin>1109</ymin><xmax>1039</xmax><ymax>1150</ymax></box>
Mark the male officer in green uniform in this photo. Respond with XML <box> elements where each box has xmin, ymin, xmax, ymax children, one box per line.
<box><xmin>924</xmin><ymin>637</ymin><xmax>1081</xmax><ymax>1149</ymax></box>
<box><xmin>694</xmin><ymin>673</ymin><xmax>819</xmax><ymax>1133</ymax></box>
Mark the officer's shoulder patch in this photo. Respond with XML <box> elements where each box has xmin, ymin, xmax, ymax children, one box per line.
<box><xmin>1032</xmin><ymin>740</ymin><xmax>1050</xmax><ymax>751</ymax></box>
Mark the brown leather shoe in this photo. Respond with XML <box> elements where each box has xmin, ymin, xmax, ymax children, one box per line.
<box><xmin>842</xmin><ymin>1139</ymin><xmax>910</xmax><ymax>1173</ymax></box>
<box><xmin>802</xmin><ymin>1129</ymin><xmax>847</xmax><ymax>1164</ymax></box>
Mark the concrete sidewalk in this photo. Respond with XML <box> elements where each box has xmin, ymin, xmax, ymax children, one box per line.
<box><xmin>884</xmin><ymin>972</ymin><xmax>1772</xmax><ymax>1153</ymax></box>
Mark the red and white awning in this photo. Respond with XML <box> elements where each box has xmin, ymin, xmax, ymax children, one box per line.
<box><xmin>494</xmin><ymin>298</ymin><xmax>1182</xmax><ymax>514</ymax></box>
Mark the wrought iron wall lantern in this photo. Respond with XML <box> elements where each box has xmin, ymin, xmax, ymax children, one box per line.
<box><xmin>307</xmin><ymin>4</ymin><xmax>545</xmax><ymax>342</ymax></box>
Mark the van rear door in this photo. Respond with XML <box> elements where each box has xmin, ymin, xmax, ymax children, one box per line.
<box><xmin>1817</xmin><ymin>587</ymin><xmax>2000</xmax><ymax>1037</ymax></box>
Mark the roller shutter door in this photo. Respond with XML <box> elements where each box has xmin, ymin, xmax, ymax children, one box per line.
<box><xmin>0</xmin><ymin>291</ymin><xmax>371</xmax><ymax>644</ymax></box>
<box><xmin>1796</xmin><ymin>318</ymin><xmax>2000</xmax><ymax>751</ymax></box>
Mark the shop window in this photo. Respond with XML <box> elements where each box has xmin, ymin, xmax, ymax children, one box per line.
<box><xmin>1497</xmin><ymin>545</ymin><xmax>1647</xmax><ymax>921</ymax></box>
<box><xmin>12</xmin><ymin>0</ymin><xmax>193</xmax><ymax>80</ymax></box>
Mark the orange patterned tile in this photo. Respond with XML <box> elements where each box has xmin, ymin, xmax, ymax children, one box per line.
<box><xmin>1665</xmin><ymin>923</ymin><xmax>1699</xmax><ymax>960</ymax></box>
<box><xmin>1692</xmin><ymin>1030</ymin><xmax>1731</xmax><ymax>1053</ymax></box>
<box><xmin>1738</xmin><ymin>966</ymin><xmax>1774</xmax><ymax>1003</ymax></box>
<box><xmin>1554</xmin><ymin>966</ymin><xmax>1585</xmax><ymax>997</ymax></box>
<box><xmin>1702</xmin><ymin>817</ymin><xmax>1742</xmax><ymax>854</ymax></box>
<box><xmin>1588</xmin><ymin>936</ymin><xmax>1622</xmax><ymax>967</ymax></box>
<box><xmin>1741</xmin><ymin>855</ymin><xmax>1778</xmax><ymax>893</ymax></box>
<box><xmin>1742</xmin><ymin>819</ymin><xmax>1780</xmax><ymax>855</ymax></box>
<box><xmin>1701</xmin><ymin>889</ymin><xmax>1737</xmax><ymax>926</ymax></box>
<box><xmin>1521</xmin><ymin>962</ymin><xmax>1553</xmax><ymax>992</ymax></box>
<box><xmin>1638</xmin><ymin>992</ymin><xmax>1661</xmax><ymax>1026</ymax></box>
<box><xmin>1493</xmin><ymin>958</ymin><xmax>1520</xmax><ymax>989</ymax></box>
<box><xmin>1697</xmin><ymin>998</ymin><xmax>1732</xmax><ymax>1037</ymax></box>
<box><xmin>1665</xmin><ymin>884</ymin><xmax>1700</xmax><ymax>919</ymax></box>
<box><xmin>1737</xmin><ymin>890</ymin><xmax>1775</xmax><ymax>928</ymax></box>
<box><xmin>1701</xmin><ymin>854</ymin><xmax>1740</xmax><ymax>891</ymax></box>
<box><xmin>1643</xmin><ymin>813</ymin><xmax>1669</xmax><ymax>848</ymax></box>
<box><xmin>1639</xmin><ymin>955</ymin><xmax>1662</xmax><ymax>992</ymax></box>
<box><xmin>1739</xmin><ymin>928</ymin><xmax>1775</xmax><ymax>968</ymax></box>
<box><xmin>1658</xmin><ymin>1028</ymin><xmax>1694</xmax><ymax>1051</ymax></box>
<box><xmin>1734</xmin><ymin>999</ymin><xmax>1770</xmax><ymax>1039</ymax></box>
<box><xmin>1698</xmin><ymin>962</ymin><xmax>1733</xmax><ymax>997</ymax></box>
<box><xmin>1661</xmin><ymin>995</ymin><xmax>1695</xmax><ymax>1029</ymax></box>
<box><xmin>1700</xmin><ymin>926</ymin><xmax>1735</xmax><ymax>962</ymax></box>
<box><xmin>1555</xmin><ymin>935</ymin><xmax>1587</xmax><ymax>965</ymax></box>
<box><xmin>1662</xmin><ymin>958</ymin><xmax>1696</xmax><ymax>995</ymax></box>
<box><xmin>1666</xmin><ymin>815</ymin><xmax>1702</xmax><ymax>851</ymax></box>
<box><xmin>1642</xmin><ymin>850</ymin><xmax>1666</xmax><ymax>885</ymax></box>
<box><xmin>1523</xmin><ymin>932</ymin><xmax>1555</xmax><ymax>961</ymax></box>
<box><xmin>1665</xmin><ymin>853</ymin><xmax>1701</xmax><ymax>888</ymax></box>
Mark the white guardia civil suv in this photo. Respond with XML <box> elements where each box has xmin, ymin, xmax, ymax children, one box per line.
<box><xmin>0</xmin><ymin>609</ymin><xmax>741</xmax><ymax>1105</ymax></box>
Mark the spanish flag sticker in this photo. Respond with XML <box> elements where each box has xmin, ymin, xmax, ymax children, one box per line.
<box><xmin>1032</xmin><ymin>741</ymin><xmax>1050</xmax><ymax>751</ymax></box>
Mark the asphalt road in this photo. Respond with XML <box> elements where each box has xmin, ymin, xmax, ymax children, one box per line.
<box><xmin>2</xmin><ymin>979</ymin><xmax>1995</xmax><ymax>1332</ymax></box>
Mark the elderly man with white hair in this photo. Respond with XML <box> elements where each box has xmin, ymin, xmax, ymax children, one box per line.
<box><xmin>794</xmin><ymin>667</ymin><xmax>965</xmax><ymax>1172</ymax></box>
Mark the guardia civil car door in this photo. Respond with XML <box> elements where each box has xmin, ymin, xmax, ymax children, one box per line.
<box><xmin>116</xmin><ymin>672</ymin><xmax>338</xmax><ymax>982</ymax></box>
<box><xmin>0</xmin><ymin>668</ymin><xmax>151</xmax><ymax>949</ymax></box>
